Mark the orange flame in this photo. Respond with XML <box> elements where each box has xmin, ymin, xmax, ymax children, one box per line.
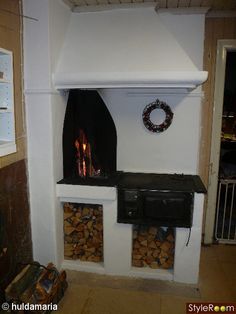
<box><xmin>75</xmin><ymin>139</ymin><xmax>80</xmax><ymax>150</ymax></box>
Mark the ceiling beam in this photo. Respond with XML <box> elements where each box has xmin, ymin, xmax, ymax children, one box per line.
<box><xmin>73</xmin><ymin>2</ymin><xmax>157</xmax><ymax>12</ymax></box>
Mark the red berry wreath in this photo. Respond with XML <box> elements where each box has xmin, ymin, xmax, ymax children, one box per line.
<box><xmin>142</xmin><ymin>99</ymin><xmax>174</xmax><ymax>133</ymax></box>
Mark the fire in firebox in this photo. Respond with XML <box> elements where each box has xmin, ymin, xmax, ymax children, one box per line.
<box><xmin>74</xmin><ymin>130</ymin><xmax>101</xmax><ymax>178</ymax></box>
<box><xmin>63</xmin><ymin>90</ymin><xmax>117</xmax><ymax>180</ymax></box>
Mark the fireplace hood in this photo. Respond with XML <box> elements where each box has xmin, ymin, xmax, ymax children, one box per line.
<box><xmin>53</xmin><ymin>8</ymin><xmax>208</xmax><ymax>90</ymax></box>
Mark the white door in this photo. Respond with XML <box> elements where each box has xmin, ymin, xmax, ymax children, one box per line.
<box><xmin>204</xmin><ymin>39</ymin><xmax>236</xmax><ymax>244</ymax></box>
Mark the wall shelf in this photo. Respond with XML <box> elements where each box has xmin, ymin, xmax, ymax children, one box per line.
<box><xmin>0</xmin><ymin>79</ymin><xmax>11</xmax><ymax>84</ymax></box>
<box><xmin>0</xmin><ymin>47</ymin><xmax>16</xmax><ymax>157</ymax></box>
<box><xmin>0</xmin><ymin>109</ymin><xmax>12</xmax><ymax>113</ymax></box>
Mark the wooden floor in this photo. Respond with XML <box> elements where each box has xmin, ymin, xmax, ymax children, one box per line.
<box><xmin>57</xmin><ymin>244</ymin><xmax>236</xmax><ymax>314</ymax></box>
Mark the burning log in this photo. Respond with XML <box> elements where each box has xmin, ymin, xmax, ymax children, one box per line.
<box><xmin>132</xmin><ymin>226</ymin><xmax>175</xmax><ymax>269</ymax></box>
<box><xmin>74</xmin><ymin>129</ymin><xmax>101</xmax><ymax>178</ymax></box>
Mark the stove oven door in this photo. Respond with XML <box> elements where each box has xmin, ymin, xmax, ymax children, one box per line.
<box><xmin>140</xmin><ymin>190</ymin><xmax>194</xmax><ymax>227</ymax></box>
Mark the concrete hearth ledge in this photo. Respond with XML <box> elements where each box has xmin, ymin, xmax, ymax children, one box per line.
<box><xmin>56</xmin><ymin>183</ymin><xmax>116</xmax><ymax>201</ymax></box>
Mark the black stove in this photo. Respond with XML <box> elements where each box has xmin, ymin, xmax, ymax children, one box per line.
<box><xmin>117</xmin><ymin>172</ymin><xmax>206</xmax><ymax>228</ymax></box>
<box><xmin>58</xmin><ymin>171</ymin><xmax>206</xmax><ymax>228</ymax></box>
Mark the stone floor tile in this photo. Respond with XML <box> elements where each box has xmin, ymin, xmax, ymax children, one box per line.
<box><xmin>200</xmin><ymin>245</ymin><xmax>218</xmax><ymax>261</ymax></box>
<box><xmin>199</xmin><ymin>257</ymin><xmax>234</xmax><ymax>301</ymax></box>
<box><xmin>221</xmin><ymin>262</ymin><xmax>236</xmax><ymax>301</ymax></box>
<box><xmin>214</xmin><ymin>244</ymin><xmax>236</xmax><ymax>263</ymax></box>
<box><xmin>82</xmin><ymin>287</ymin><xmax>161</xmax><ymax>314</ymax></box>
<box><xmin>57</xmin><ymin>284</ymin><xmax>92</xmax><ymax>314</ymax></box>
<box><xmin>160</xmin><ymin>295</ymin><xmax>200</xmax><ymax>314</ymax></box>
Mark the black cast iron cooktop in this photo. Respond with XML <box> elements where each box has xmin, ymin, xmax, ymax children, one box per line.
<box><xmin>58</xmin><ymin>171</ymin><xmax>206</xmax><ymax>193</ymax></box>
<box><xmin>117</xmin><ymin>172</ymin><xmax>206</xmax><ymax>193</ymax></box>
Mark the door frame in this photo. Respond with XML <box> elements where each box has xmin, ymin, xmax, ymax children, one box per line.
<box><xmin>204</xmin><ymin>40</ymin><xmax>236</xmax><ymax>244</ymax></box>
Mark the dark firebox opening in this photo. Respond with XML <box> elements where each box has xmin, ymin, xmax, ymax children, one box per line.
<box><xmin>63</xmin><ymin>89</ymin><xmax>117</xmax><ymax>181</ymax></box>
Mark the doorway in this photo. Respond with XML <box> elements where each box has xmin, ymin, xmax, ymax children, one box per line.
<box><xmin>204</xmin><ymin>40</ymin><xmax>236</xmax><ymax>244</ymax></box>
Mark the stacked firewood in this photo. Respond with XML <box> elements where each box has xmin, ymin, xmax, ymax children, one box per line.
<box><xmin>64</xmin><ymin>203</ymin><xmax>103</xmax><ymax>262</ymax></box>
<box><xmin>132</xmin><ymin>226</ymin><xmax>175</xmax><ymax>269</ymax></box>
<box><xmin>5</xmin><ymin>262</ymin><xmax>67</xmax><ymax>311</ymax></box>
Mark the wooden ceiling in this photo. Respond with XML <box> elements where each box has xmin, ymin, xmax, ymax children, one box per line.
<box><xmin>63</xmin><ymin>0</ymin><xmax>236</xmax><ymax>11</ymax></box>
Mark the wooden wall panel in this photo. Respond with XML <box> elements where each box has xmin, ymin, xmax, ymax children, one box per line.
<box><xmin>0</xmin><ymin>0</ymin><xmax>26</xmax><ymax>169</ymax></box>
<box><xmin>0</xmin><ymin>160</ymin><xmax>33</xmax><ymax>303</ymax></box>
<box><xmin>199</xmin><ymin>17</ymin><xmax>236</xmax><ymax>186</ymax></box>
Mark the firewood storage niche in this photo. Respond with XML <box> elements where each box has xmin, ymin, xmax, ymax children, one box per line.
<box><xmin>64</xmin><ymin>202</ymin><xmax>103</xmax><ymax>262</ymax></box>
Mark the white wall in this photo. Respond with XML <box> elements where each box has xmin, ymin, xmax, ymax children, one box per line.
<box><xmin>23</xmin><ymin>0</ymin><xmax>71</xmax><ymax>265</ymax></box>
<box><xmin>24</xmin><ymin>0</ymin><xmax>71</xmax><ymax>91</ymax></box>
<box><xmin>100</xmin><ymin>89</ymin><xmax>202</xmax><ymax>174</ymax></box>
<box><xmin>23</xmin><ymin>0</ymin><xmax>51</xmax><ymax>91</ymax></box>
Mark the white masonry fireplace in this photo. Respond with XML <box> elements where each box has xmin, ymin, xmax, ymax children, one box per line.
<box><xmin>23</xmin><ymin>0</ymin><xmax>208</xmax><ymax>284</ymax></box>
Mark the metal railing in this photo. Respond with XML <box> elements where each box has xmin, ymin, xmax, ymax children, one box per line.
<box><xmin>215</xmin><ymin>179</ymin><xmax>236</xmax><ymax>244</ymax></box>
